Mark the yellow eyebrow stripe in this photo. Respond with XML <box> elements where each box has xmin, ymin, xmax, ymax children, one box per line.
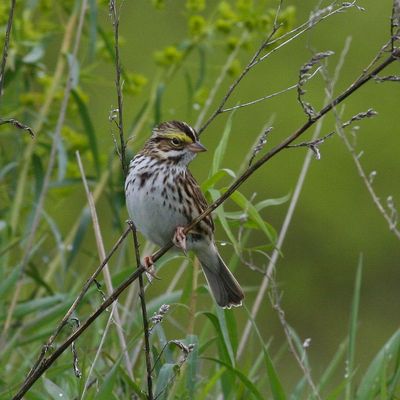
<box><xmin>161</xmin><ymin>132</ymin><xmax>193</xmax><ymax>143</ymax></box>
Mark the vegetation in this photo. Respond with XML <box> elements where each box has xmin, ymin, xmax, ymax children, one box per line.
<box><xmin>0</xmin><ymin>0</ymin><xmax>399</xmax><ymax>399</ymax></box>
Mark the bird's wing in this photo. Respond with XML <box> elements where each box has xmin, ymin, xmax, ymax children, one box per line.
<box><xmin>186</xmin><ymin>170</ymin><xmax>215</xmax><ymax>235</ymax></box>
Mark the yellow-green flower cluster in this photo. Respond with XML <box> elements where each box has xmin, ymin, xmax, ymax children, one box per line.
<box><xmin>125</xmin><ymin>73</ymin><xmax>148</xmax><ymax>96</ymax></box>
<box><xmin>154</xmin><ymin>46</ymin><xmax>184</xmax><ymax>66</ymax></box>
<box><xmin>186</xmin><ymin>0</ymin><xmax>206</xmax><ymax>12</ymax></box>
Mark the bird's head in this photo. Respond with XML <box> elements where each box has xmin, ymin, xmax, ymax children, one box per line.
<box><xmin>144</xmin><ymin>120</ymin><xmax>206</xmax><ymax>165</ymax></box>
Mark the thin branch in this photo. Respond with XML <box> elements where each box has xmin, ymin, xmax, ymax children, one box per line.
<box><xmin>269</xmin><ymin>281</ymin><xmax>321</xmax><ymax>400</ymax></box>
<box><xmin>0</xmin><ymin>118</ymin><xmax>34</xmax><ymax>137</ymax></box>
<box><xmin>24</xmin><ymin>226</ymin><xmax>131</xmax><ymax>384</ymax></box>
<box><xmin>109</xmin><ymin>0</ymin><xmax>127</xmax><ymax>176</ymax></box>
<box><xmin>76</xmin><ymin>151</ymin><xmax>134</xmax><ymax>378</ymax></box>
<box><xmin>373</xmin><ymin>74</ymin><xmax>400</xmax><ymax>82</ymax></box>
<box><xmin>128</xmin><ymin>221</ymin><xmax>154</xmax><ymax>400</ymax></box>
<box><xmin>0</xmin><ymin>0</ymin><xmax>16</xmax><ymax>100</ymax></box>
<box><xmin>221</xmin><ymin>83</ymin><xmax>297</xmax><ymax>113</ymax></box>
<box><xmin>336</xmin><ymin>112</ymin><xmax>400</xmax><ymax>242</ymax></box>
<box><xmin>194</xmin><ymin>31</ymin><xmax>248</xmax><ymax>131</ymax></box>
<box><xmin>109</xmin><ymin>1</ymin><xmax>152</xmax><ymax>395</ymax></box>
<box><xmin>341</xmin><ymin>108</ymin><xmax>378</xmax><ymax>128</ymax></box>
<box><xmin>287</xmin><ymin>131</ymin><xmax>335</xmax><ymax>160</ymax></box>
<box><xmin>69</xmin><ymin>318</ymin><xmax>82</xmax><ymax>378</ymax></box>
<box><xmin>80</xmin><ymin>303</ymin><xmax>118</xmax><ymax>399</ymax></box>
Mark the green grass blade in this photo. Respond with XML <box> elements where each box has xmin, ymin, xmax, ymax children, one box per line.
<box><xmin>65</xmin><ymin>207</ymin><xmax>91</xmax><ymax>269</ymax></box>
<box><xmin>71</xmin><ymin>89</ymin><xmax>100</xmax><ymax>176</ymax></box>
<box><xmin>195</xmin><ymin>45</ymin><xmax>206</xmax><ymax>90</ymax></box>
<box><xmin>244</xmin><ymin>305</ymin><xmax>286</xmax><ymax>400</ymax></box>
<box><xmin>201</xmin><ymin>168</ymin><xmax>236</xmax><ymax>192</ymax></box>
<box><xmin>201</xmin><ymin>311</ymin><xmax>236</xmax><ymax>397</ymax></box>
<box><xmin>155</xmin><ymin>363</ymin><xmax>178</xmax><ymax>400</ymax></box>
<box><xmin>43</xmin><ymin>378</ymin><xmax>69</xmax><ymax>400</ymax></box>
<box><xmin>255</xmin><ymin>193</ymin><xmax>291</xmax><ymax>211</ymax></box>
<box><xmin>346</xmin><ymin>255</ymin><xmax>363</xmax><ymax>400</ymax></box>
<box><xmin>87</xmin><ymin>0</ymin><xmax>97</xmax><ymax>61</ymax></box>
<box><xmin>229</xmin><ymin>189</ymin><xmax>277</xmax><ymax>244</ymax></box>
<box><xmin>0</xmin><ymin>263</ymin><xmax>23</xmax><ymax>298</ymax></box>
<box><xmin>96</xmin><ymin>357</ymin><xmax>121</xmax><ymax>400</ymax></box>
<box><xmin>208</xmin><ymin>188</ymin><xmax>240</xmax><ymax>254</ymax></box>
<box><xmin>224</xmin><ymin>309</ymin><xmax>238</xmax><ymax>356</ymax></box>
<box><xmin>318</xmin><ymin>338</ymin><xmax>348</xmax><ymax>394</ymax></box>
<box><xmin>56</xmin><ymin>131</ymin><xmax>67</xmax><ymax>182</ymax></box>
<box><xmin>198</xmin><ymin>366</ymin><xmax>226</xmax><ymax>400</ymax></box>
<box><xmin>32</xmin><ymin>154</ymin><xmax>44</xmax><ymax>202</ymax></box>
<box><xmin>215</xmin><ymin>307</ymin><xmax>236</xmax><ymax>365</ymax></box>
<box><xmin>203</xmin><ymin>357</ymin><xmax>264</xmax><ymax>400</ymax></box>
<box><xmin>356</xmin><ymin>329</ymin><xmax>400</xmax><ymax>400</ymax></box>
<box><xmin>185</xmin><ymin>334</ymin><xmax>199</xmax><ymax>397</ymax></box>
<box><xmin>210</xmin><ymin>112</ymin><xmax>234</xmax><ymax>176</ymax></box>
<box><xmin>154</xmin><ymin>83</ymin><xmax>165</xmax><ymax>124</ymax></box>
<box><xmin>201</xmin><ymin>311</ymin><xmax>234</xmax><ymax>366</ymax></box>
<box><xmin>290</xmin><ymin>377</ymin><xmax>307</xmax><ymax>400</ymax></box>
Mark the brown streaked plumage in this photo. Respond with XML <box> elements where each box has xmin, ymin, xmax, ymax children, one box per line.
<box><xmin>125</xmin><ymin>120</ymin><xmax>244</xmax><ymax>308</ymax></box>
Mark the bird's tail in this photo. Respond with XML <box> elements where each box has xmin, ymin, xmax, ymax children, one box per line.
<box><xmin>196</xmin><ymin>245</ymin><xmax>244</xmax><ymax>308</ymax></box>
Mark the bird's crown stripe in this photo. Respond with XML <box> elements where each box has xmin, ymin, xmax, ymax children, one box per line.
<box><xmin>160</xmin><ymin>132</ymin><xmax>194</xmax><ymax>143</ymax></box>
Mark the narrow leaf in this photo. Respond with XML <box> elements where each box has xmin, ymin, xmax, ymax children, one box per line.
<box><xmin>346</xmin><ymin>255</ymin><xmax>363</xmax><ymax>400</ymax></box>
<box><xmin>71</xmin><ymin>89</ymin><xmax>100</xmax><ymax>176</ymax></box>
<box><xmin>203</xmin><ymin>357</ymin><xmax>264</xmax><ymax>400</ymax></box>
<box><xmin>211</xmin><ymin>112</ymin><xmax>234</xmax><ymax>176</ymax></box>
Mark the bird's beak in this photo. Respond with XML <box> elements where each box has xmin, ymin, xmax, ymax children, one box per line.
<box><xmin>187</xmin><ymin>141</ymin><xmax>207</xmax><ymax>153</ymax></box>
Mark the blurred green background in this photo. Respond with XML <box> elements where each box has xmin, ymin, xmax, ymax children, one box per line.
<box><xmin>1</xmin><ymin>0</ymin><xmax>399</xmax><ymax>396</ymax></box>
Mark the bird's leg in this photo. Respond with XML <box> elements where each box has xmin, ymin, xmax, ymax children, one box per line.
<box><xmin>143</xmin><ymin>255</ymin><xmax>154</xmax><ymax>268</ymax></box>
<box><xmin>173</xmin><ymin>226</ymin><xmax>187</xmax><ymax>254</ymax></box>
<box><xmin>142</xmin><ymin>255</ymin><xmax>159</xmax><ymax>282</ymax></box>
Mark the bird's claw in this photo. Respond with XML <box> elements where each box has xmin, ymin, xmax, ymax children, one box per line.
<box><xmin>173</xmin><ymin>226</ymin><xmax>187</xmax><ymax>254</ymax></box>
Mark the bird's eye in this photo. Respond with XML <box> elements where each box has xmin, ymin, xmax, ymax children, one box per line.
<box><xmin>171</xmin><ymin>138</ymin><xmax>180</xmax><ymax>146</ymax></box>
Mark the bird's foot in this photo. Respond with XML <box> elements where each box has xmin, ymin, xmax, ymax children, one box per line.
<box><xmin>143</xmin><ymin>255</ymin><xmax>159</xmax><ymax>282</ymax></box>
<box><xmin>173</xmin><ymin>226</ymin><xmax>187</xmax><ymax>254</ymax></box>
